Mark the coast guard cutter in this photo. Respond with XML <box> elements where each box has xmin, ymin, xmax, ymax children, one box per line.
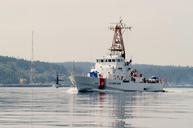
<box><xmin>69</xmin><ymin>19</ymin><xmax>164</xmax><ymax>92</ymax></box>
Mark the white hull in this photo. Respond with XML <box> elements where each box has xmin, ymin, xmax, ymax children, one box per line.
<box><xmin>70</xmin><ymin>75</ymin><xmax>164</xmax><ymax>92</ymax></box>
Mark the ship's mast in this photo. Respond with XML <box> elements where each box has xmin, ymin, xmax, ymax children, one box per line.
<box><xmin>109</xmin><ymin>19</ymin><xmax>131</xmax><ymax>59</ymax></box>
<box><xmin>30</xmin><ymin>31</ymin><xmax>34</xmax><ymax>84</ymax></box>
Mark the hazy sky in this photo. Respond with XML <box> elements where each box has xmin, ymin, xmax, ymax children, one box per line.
<box><xmin>0</xmin><ymin>0</ymin><xmax>193</xmax><ymax>66</ymax></box>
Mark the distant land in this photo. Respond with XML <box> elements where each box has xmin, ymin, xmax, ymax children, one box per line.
<box><xmin>0</xmin><ymin>56</ymin><xmax>193</xmax><ymax>86</ymax></box>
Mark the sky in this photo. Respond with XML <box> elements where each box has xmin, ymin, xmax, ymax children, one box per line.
<box><xmin>0</xmin><ymin>0</ymin><xmax>193</xmax><ymax>66</ymax></box>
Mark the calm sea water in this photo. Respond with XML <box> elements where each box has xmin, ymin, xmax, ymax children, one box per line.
<box><xmin>0</xmin><ymin>87</ymin><xmax>193</xmax><ymax>128</ymax></box>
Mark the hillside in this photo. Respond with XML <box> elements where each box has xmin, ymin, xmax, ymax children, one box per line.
<box><xmin>0</xmin><ymin>56</ymin><xmax>67</xmax><ymax>84</ymax></box>
<box><xmin>132</xmin><ymin>64</ymin><xmax>193</xmax><ymax>85</ymax></box>
<box><xmin>0</xmin><ymin>56</ymin><xmax>193</xmax><ymax>85</ymax></box>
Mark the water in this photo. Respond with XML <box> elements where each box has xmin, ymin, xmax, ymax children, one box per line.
<box><xmin>0</xmin><ymin>87</ymin><xmax>193</xmax><ymax>128</ymax></box>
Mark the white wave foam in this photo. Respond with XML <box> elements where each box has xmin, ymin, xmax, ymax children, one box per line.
<box><xmin>66</xmin><ymin>87</ymin><xmax>78</xmax><ymax>94</ymax></box>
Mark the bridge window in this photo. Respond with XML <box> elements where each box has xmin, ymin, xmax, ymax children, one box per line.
<box><xmin>108</xmin><ymin>59</ymin><xmax>111</xmax><ymax>62</ymax></box>
<box><xmin>105</xmin><ymin>59</ymin><xmax>108</xmax><ymax>62</ymax></box>
<box><xmin>117</xmin><ymin>59</ymin><xmax>120</xmax><ymax>62</ymax></box>
<box><xmin>112</xmin><ymin>59</ymin><xmax>115</xmax><ymax>62</ymax></box>
<box><xmin>101</xmin><ymin>59</ymin><xmax>104</xmax><ymax>62</ymax></box>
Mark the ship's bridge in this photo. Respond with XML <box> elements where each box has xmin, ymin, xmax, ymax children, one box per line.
<box><xmin>96</xmin><ymin>55</ymin><xmax>125</xmax><ymax>67</ymax></box>
<box><xmin>93</xmin><ymin>55</ymin><xmax>131</xmax><ymax>79</ymax></box>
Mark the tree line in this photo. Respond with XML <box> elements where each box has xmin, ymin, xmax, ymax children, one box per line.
<box><xmin>0</xmin><ymin>56</ymin><xmax>193</xmax><ymax>85</ymax></box>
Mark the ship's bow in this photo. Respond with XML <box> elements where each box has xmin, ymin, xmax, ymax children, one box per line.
<box><xmin>69</xmin><ymin>75</ymin><xmax>99</xmax><ymax>92</ymax></box>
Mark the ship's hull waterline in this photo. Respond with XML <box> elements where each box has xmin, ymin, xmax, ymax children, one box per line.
<box><xmin>70</xmin><ymin>75</ymin><xmax>164</xmax><ymax>92</ymax></box>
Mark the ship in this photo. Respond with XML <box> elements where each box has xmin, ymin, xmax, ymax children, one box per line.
<box><xmin>69</xmin><ymin>19</ymin><xmax>164</xmax><ymax>92</ymax></box>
